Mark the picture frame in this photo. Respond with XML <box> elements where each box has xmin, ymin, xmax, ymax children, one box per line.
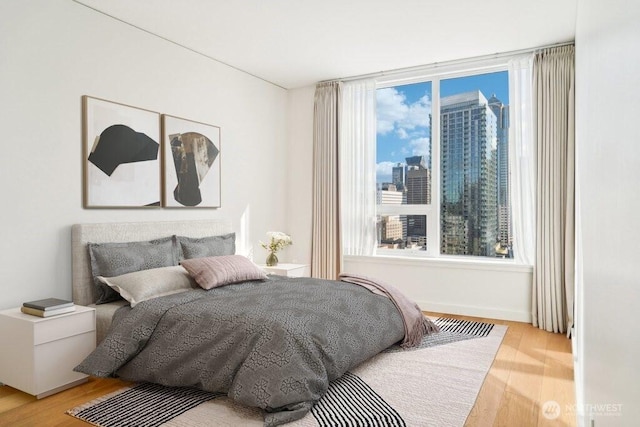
<box><xmin>162</xmin><ymin>114</ymin><xmax>221</xmax><ymax>208</ymax></box>
<box><xmin>83</xmin><ymin>96</ymin><xmax>161</xmax><ymax>208</ymax></box>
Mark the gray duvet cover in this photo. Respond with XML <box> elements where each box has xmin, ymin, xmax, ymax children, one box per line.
<box><xmin>75</xmin><ymin>275</ymin><xmax>404</xmax><ymax>426</ymax></box>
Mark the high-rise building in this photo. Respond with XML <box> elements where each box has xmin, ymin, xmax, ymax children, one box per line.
<box><xmin>376</xmin><ymin>184</ymin><xmax>406</xmax><ymax>246</ymax></box>
<box><xmin>380</xmin><ymin>216</ymin><xmax>403</xmax><ymax>241</ymax></box>
<box><xmin>377</xmin><ymin>184</ymin><xmax>403</xmax><ymax>204</ymax></box>
<box><xmin>406</xmin><ymin>166</ymin><xmax>431</xmax><ymax>205</ymax></box>
<box><xmin>392</xmin><ymin>163</ymin><xmax>405</xmax><ymax>190</ymax></box>
<box><xmin>405</xmin><ymin>155</ymin><xmax>427</xmax><ymax>170</ymax></box>
<box><xmin>405</xmin><ymin>155</ymin><xmax>430</xmax><ymax>248</ymax></box>
<box><xmin>440</xmin><ymin>91</ymin><xmax>498</xmax><ymax>256</ymax></box>
<box><xmin>488</xmin><ymin>94</ymin><xmax>512</xmax><ymax>251</ymax></box>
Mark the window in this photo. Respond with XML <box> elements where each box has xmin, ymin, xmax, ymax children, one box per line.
<box><xmin>375</xmin><ymin>69</ymin><xmax>513</xmax><ymax>259</ymax></box>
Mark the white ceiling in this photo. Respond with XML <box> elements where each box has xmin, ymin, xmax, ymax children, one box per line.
<box><xmin>75</xmin><ymin>0</ymin><xmax>577</xmax><ymax>89</ymax></box>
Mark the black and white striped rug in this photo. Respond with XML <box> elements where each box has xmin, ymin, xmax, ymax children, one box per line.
<box><xmin>67</xmin><ymin>318</ymin><xmax>505</xmax><ymax>427</ymax></box>
<box><xmin>384</xmin><ymin>317</ymin><xmax>495</xmax><ymax>353</ymax></box>
<box><xmin>311</xmin><ymin>371</ymin><xmax>405</xmax><ymax>427</ymax></box>
<box><xmin>67</xmin><ymin>382</ymin><xmax>223</xmax><ymax>427</ymax></box>
<box><xmin>435</xmin><ymin>317</ymin><xmax>494</xmax><ymax>337</ymax></box>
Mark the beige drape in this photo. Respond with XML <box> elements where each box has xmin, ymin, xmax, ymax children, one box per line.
<box><xmin>532</xmin><ymin>45</ymin><xmax>575</xmax><ymax>334</ymax></box>
<box><xmin>311</xmin><ymin>81</ymin><xmax>342</xmax><ymax>279</ymax></box>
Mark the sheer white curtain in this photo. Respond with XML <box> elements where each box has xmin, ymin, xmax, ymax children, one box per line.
<box><xmin>532</xmin><ymin>45</ymin><xmax>575</xmax><ymax>334</ymax></box>
<box><xmin>508</xmin><ymin>55</ymin><xmax>536</xmax><ymax>266</ymax></box>
<box><xmin>339</xmin><ymin>79</ymin><xmax>378</xmax><ymax>257</ymax></box>
<box><xmin>311</xmin><ymin>81</ymin><xmax>342</xmax><ymax>279</ymax></box>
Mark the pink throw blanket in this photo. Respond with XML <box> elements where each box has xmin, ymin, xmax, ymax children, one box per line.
<box><xmin>338</xmin><ymin>273</ymin><xmax>440</xmax><ymax>348</ymax></box>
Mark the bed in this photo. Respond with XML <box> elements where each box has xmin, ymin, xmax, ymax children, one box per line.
<box><xmin>71</xmin><ymin>220</ymin><xmax>434</xmax><ymax>426</ymax></box>
<box><xmin>71</xmin><ymin>219</ymin><xmax>234</xmax><ymax>342</ymax></box>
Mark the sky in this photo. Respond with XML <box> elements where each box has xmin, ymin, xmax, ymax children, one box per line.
<box><xmin>376</xmin><ymin>71</ymin><xmax>508</xmax><ymax>184</ymax></box>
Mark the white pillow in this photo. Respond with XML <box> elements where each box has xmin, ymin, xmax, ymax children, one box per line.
<box><xmin>97</xmin><ymin>265</ymin><xmax>196</xmax><ymax>307</ymax></box>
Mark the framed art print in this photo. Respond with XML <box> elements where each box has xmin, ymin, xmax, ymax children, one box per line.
<box><xmin>162</xmin><ymin>115</ymin><xmax>221</xmax><ymax>208</ymax></box>
<box><xmin>83</xmin><ymin>96</ymin><xmax>161</xmax><ymax>208</ymax></box>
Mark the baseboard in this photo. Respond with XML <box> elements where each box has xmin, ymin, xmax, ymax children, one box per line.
<box><xmin>417</xmin><ymin>300</ymin><xmax>532</xmax><ymax>323</ymax></box>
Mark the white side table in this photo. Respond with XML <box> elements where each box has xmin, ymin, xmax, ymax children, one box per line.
<box><xmin>0</xmin><ymin>305</ymin><xmax>96</xmax><ymax>398</ymax></box>
<box><xmin>260</xmin><ymin>263</ymin><xmax>310</xmax><ymax>278</ymax></box>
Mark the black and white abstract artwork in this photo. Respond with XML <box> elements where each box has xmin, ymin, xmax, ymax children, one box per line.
<box><xmin>83</xmin><ymin>96</ymin><xmax>161</xmax><ymax>208</ymax></box>
<box><xmin>162</xmin><ymin>115</ymin><xmax>221</xmax><ymax>208</ymax></box>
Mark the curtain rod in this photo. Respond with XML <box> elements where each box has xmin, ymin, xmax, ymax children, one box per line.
<box><xmin>325</xmin><ymin>40</ymin><xmax>574</xmax><ymax>84</ymax></box>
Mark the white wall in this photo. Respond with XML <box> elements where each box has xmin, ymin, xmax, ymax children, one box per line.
<box><xmin>0</xmin><ymin>0</ymin><xmax>289</xmax><ymax>309</ymax></box>
<box><xmin>345</xmin><ymin>257</ymin><xmax>532</xmax><ymax>321</ymax></box>
<box><xmin>286</xmin><ymin>86</ymin><xmax>315</xmax><ymax>265</ymax></box>
<box><xmin>575</xmin><ymin>0</ymin><xmax>640</xmax><ymax>425</ymax></box>
<box><xmin>287</xmin><ymin>86</ymin><xmax>533</xmax><ymax>322</ymax></box>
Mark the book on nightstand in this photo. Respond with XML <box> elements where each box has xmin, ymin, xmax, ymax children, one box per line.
<box><xmin>21</xmin><ymin>298</ymin><xmax>75</xmax><ymax>317</ymax></box>
<box><xmin>20</xmin><ymin>305</ymin><xmax>76</xmax><ymax>317</ymax></box>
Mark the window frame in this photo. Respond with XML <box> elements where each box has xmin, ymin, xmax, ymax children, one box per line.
<box><xmin>374</xmin><ymin>60</ymin><xmax>515</xmax><ymax>263</ymax></box>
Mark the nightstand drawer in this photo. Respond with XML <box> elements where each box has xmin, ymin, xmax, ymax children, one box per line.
<box><xmin>33</xmin><ymin>309</ymin><xmax>95</xmax><ymax>345</ymax></box>
<box><xmin>34</xmin><ymin>332</ymin><xmax>94</xmax><ymax>394</ymax></box>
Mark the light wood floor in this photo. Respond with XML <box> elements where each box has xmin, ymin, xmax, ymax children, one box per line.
<box><xmin>0</xmin><ymin>313</ymin><xmax>575</xmax><ymax>427</ymax></box>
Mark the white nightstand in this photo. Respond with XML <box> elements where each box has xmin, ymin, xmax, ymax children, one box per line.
<box><xmin>0</xmin><ymin>305</ymin><xmax>96</xmax><ymax>398</ymax></box>
<box><xmin>261</xmin><ymin>263</ymin><xmax>310</xmax><ymax>277</ymax></box>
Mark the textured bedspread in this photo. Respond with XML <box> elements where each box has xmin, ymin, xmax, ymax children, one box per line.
<box><xmin>75</xmin><ymin>276</ymin><xmax>404</xmax><ymax>426</ymax></box>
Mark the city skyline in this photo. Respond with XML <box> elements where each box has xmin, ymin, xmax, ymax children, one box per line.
<box><xmin>376</xmin><ymin>71</ymin><xmax>509</xmax><ymax>184</ymax></box>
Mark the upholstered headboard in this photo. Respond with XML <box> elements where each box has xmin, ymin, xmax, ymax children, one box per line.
<box><xmin>71</xmin><ymin>219</ymin><xmax>233</xmax><ymax>306</ymax></box>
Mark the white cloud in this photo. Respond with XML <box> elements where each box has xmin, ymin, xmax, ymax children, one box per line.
<box><xmin>410</xmin><ymin>137</ymin><xmax>430</xmax><ymax>156</ymax></box>
<box><xmin>376</xmin><ymin>161</ymin><xmax>395</xmax><ymax>176</ymax></box>
<box><xmin>400</xmin><ymin>94</ymin><xmax>431</xmax><ymax>130</ymax></box>
<box><xmin>396</xmin><ymin>128</ymin><xmax>409</xmax><ymax>139</ymax></box>
<box><xmin>376</xmin><ymin>161</ymin><xmax>395</xmax><ymax>182</ymax></box>
<box><xmin>376</xmin><ymin>88</ymin><xmax>408</xmax><ymax>135</ymax></box>
<box><xmin>376</xmin><ymin>88</ymin><xmax>431</xmax><ymax>136</ymax></box>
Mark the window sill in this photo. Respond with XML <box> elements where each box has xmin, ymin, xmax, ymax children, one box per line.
<box><xmin>343</xmin><ymin>254</ymin><xmax>533</xmax><ymax>273</ymax></box>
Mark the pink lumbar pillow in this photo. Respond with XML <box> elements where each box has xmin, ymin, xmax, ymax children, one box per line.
<box><xmin>180</xmin><ymin>255</ymin><xmax>267</xmax><ymax>290</ymax></box>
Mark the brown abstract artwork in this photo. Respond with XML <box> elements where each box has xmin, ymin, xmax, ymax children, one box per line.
<box><xmin>163</xmin><ymin>115</ymin><xmax>221</xmax><ymax>208</ymax></box>
<box><xmin>170</xmin><ymin>132</ymin><xmax>219</xmax><ymax>206</ymax></box>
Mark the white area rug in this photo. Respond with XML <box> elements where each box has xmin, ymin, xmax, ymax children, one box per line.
<box><xmin>68</xmin><ymin>318</ymin><xmax>506</xmax><ymax>427</ymax></box>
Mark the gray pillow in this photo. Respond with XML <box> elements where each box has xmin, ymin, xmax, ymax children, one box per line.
<box><xmin>88</xmin><ymin>236</ymin><xmax>179</xmax><ymax>304</ymax></box>
<box><xmin>176</xmin><ymin>233</ymin><xmax>236</xmax><ymax>260</ymax></box>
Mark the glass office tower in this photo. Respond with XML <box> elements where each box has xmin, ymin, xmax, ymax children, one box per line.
<box><xmin>440</xmin><ymin>91</ymin><xmax>498</xmax><ymax>257</ymax></box>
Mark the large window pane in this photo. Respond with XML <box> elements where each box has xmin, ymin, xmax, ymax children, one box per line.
<box><xmin>376</xmin><ymin>82</ymin><xmax>432</xmax><ymax>252</ymax></box>
<box><xmin>440</xmin><ymin>71</ymin><xmax>512</xmax><ymax>258</ymax></box>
